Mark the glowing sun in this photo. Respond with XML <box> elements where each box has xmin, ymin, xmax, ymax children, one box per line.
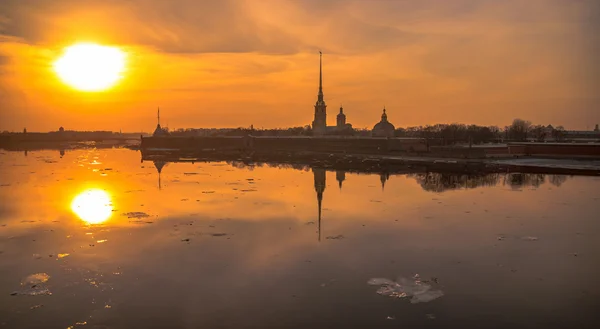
<box><xmin>54</xmin><ymin>43</ymin><xmax>126</xmax><ymax>92</ymax></box>
<box><xmin>71</xmin><ymin>189</ymin><xmax>113</xmax><ymax>224</ymax></box>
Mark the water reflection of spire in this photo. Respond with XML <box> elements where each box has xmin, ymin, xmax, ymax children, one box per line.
<box><xmin>153</xmin><ymin>160</ymin><xmax>166</xmax><ymax>190</ymax></box>
<box><xmin>313</xmin><ymin>168</ymin><xmax>326</xmax><ymax>242</ymax></box>
<box><xmin>380</xmin><ymin>172</ymin><xmax>390</xmax><ymax>191</ymax></box>
<box><xmin>336</xmin><ymin>170</ymin><xmax>346</xmax><ymax>191</ymax></box>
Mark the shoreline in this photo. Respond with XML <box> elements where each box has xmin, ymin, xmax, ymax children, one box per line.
<box><xmin>141</xmin><ymin>149</ymin><xmax>600</xmax><ymax>176</ymax></box>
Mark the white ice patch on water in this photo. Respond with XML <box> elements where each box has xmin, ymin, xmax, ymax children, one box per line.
<box><xmin>367</xmin><ymin>275</ymin><xmax>444</xmax><ymax>304</ymax></box>
<box><xmin>11</xmin><ymin>273</ymin><xmax>52</xmax><ymax>296</ymax></box>
<box><xmin>21</xmin><ymin>273</ymin><xmax>50</xmax><ymax>286</ymax></box>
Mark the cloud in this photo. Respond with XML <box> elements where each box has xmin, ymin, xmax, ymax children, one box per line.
<box><xmin>0</xmin><ymin>0</ymin><xmax>308</xmax><ymax>54</ymax></box>
<box><xmin>0</xmin><ymin>0</ymin><xmax>598</xmax><ymax>130</ymax></box>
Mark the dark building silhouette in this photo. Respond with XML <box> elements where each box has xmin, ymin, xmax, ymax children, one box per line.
<box><xmin>311</xmin><ymin>52</ymin><xmax>353</xmax><ymax>135</ymax></box>
<box><xmin>337</xmin><ymin>106</ymin><xmax>346</xmax><ymax>128</ymax></box>
<box><xmin>372</xmin><ymin>108</ymin><xmax>395</xmax><ymax>138</ymax></box>
<box><xmin>312</xmin><ymin>52</ymin><xmax>327</xmax><ymax>135</ymax></box>
<box><xmin>153</xmin><ymin>108</ymin><xmax>169</xmax><ymax>137</ymax></box>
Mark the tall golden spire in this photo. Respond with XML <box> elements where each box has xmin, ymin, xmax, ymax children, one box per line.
<box><xmin>318</xmin><ymin>51</ymin><xmax>323</xmax><ymax>102</ymax></box>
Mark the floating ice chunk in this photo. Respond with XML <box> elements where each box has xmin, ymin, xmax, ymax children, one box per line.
<box><xmin>11</xmin><ymin>288</ymin><xmax>52</xmax><ymax>296</ymax></box>
<box><xmin>367</xmin><ymin>278</ymin><xmax>396</xmax><ymax>286</ymax></box>
<box><xmin>410</xmin><ymin>289</ymin><xmax>444</xmax><ymax>304</ymax></box>
<box><xmin>521</xmin><ymin>236</ymin><xmax>539</xmax><ymax>241</ymax></box>
<box><xmin>368</xmin><ymin>275</ymin><xmax>444</xmax><ymax>304</ymax></box>
<box><xmin>21</xmin><ymin>273</ymin><xmax>50</xmax><ymax>286</ymax></box>
<box><xmin>325</xmin><ymin>235</ymin><xmax>344</xmax><ymax>240</ymax></box>
<box><xmin>12</xmin><ymin>273</ymin><xmax>52</xmax><ymax>296</ymax></box>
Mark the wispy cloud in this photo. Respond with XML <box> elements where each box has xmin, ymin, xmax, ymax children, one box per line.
<box><xmin>0</xmin><ymin>0</ymin><xmax>598</xmax><ymax>131</ymax></box>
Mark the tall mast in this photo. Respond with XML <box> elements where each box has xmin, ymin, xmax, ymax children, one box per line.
<box><xmin>157</xmin><ymin>107</ymin><xmax>160</xmax><ymax>126</ymax></box>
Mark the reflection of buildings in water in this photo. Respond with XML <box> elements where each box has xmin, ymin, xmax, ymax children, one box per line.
<box><xmin>504</xmin><ymin>173</ymin><xmax>546</xmax><ymax>189</ymax></box>
<box><xmin>548</xmin><ymin>174</ymin><xmax>568</xmax><ymax>187</ymax></box>
<box><xmin>409</xmin><ymin>172</ymin><xmax>503</xmax><ymax>192</ymax></box>
<box><xmin>153</xmin><ymin>160</ymin><xmax>167</xmax><ymax>190</ymax></box>
<box><xmin>504</xmin><ymin>173</ymin><xmax>569</xmax><ymax>188</ymax></box>
<box><xmin>336</xmin><ymin>170</ymin><xmax>345</xmax><ymax>190</ymax></box>
<box><xmin>313</xmin><ymin>168</ymin><xmax>326</xmax><ymax>241</ymax></box>
<box><xmin>24</xmin><ymin>150</ymin><xmax>28</xmax><ymax>157</ymax></box>
<box><xmin>408</xmin><ymin>172</ymin><xmax>571</xmax><ymax>192</ymax></box>
<box><xmin>60</xmin><ymin>149</ymin><xmax>65</xmax><ymax>158</ymax></box>
<box><xmin>380</xmin><ymin>172</ymin><xmax>390</xmax><ymax>191</ymax></box>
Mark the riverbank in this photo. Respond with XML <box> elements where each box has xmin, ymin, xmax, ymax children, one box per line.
<box><xmin>141</xmin><ymin>149</ymin><xmax>600</xmax><ymax>176</ymax></box>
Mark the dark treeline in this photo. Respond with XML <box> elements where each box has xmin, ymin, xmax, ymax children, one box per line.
<box><xmin>394</xmin><ymin>119</ymin><xmax>568</xmax><ymax>144</ymax></box>
<box><xmin>170</xmin><ymin>119</ymin><xmax>573</xmax><ymax>144</ymax></box>
<box><xmin>408</xmin><ymin>172</ymin><xmax>569</xmax><ymax>192</ymax></box>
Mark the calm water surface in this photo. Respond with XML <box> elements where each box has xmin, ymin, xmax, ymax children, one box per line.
<box><xmin>0</xmin><ymin>149</ymin><xmax>599</xmax><ymax>329</ymax></box>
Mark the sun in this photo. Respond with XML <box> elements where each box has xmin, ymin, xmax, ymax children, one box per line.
<box><xmin>54</xmin><ymin>43</ymin><xmax>126</xmax><ymax>92</ymax></box>
<box><xmin>71</xmin><ymin>189</ymin><xmax>113</xmax><ymax>224</ymax></box>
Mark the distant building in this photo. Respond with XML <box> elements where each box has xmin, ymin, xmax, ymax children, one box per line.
<box><xmin>595</xmin><ymin>124</ymin><xmax>599</xmax><ymax>132</ymax></box>
<box><xmin>153</xmin><ymin>108</ymin><xmax>169</xmax><ymax>137</ymax></box>
<box><xmin>336</xmin><ymin>106</ymin><xmax>352</xmax><ymax>131</ymax></box>
<box><xmin>311</xmin><ymin>52</ymin><xmax>353</xmax><ymax>135</ymax></box>
<box><xmin>372</xmin><ymin>108</ymin><xmax>395</xmax><ymax>138</ymax></box>
<box><xmin>58</xmin><ymin>126</ymin><xmax>65</xmax><ymax>133</ymax></box>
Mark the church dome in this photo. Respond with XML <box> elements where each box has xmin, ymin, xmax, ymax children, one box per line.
<box><xmin>372</xmin><ymin>108</ymin><xmax>395</xmax><ymax>137</ymax></box>
<box><xmin>373</xmin><ymin>120</ymin><xmax>395</xmax><ymax>131</ymax></box>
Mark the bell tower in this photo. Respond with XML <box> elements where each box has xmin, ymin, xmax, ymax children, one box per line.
<box><xmin>337</xmin><ymin>105</ymin><xmax>346</xmax><ymax>128</ymax></box>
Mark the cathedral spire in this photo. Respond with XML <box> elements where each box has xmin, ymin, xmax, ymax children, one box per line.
<box><xmin>318</xmin><ymin>51</ymin><xmax>323</xmax><ymax>102</ymax></box>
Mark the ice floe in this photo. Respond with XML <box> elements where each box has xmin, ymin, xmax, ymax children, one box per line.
<box><xmin>367</xmin><ymin>275</ymin><xmax>444</xmax><ymax>304</ymax></box>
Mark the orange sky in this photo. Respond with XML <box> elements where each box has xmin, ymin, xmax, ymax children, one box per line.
<box><xmin>0</xmin><ymin>0</ymin><xmax>598</xmax><ymax>132</ymax></box>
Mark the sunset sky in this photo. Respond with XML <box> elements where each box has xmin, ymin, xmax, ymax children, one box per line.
<box><xmin>0</xmin><ymin>0</ymin><xmax>598</xmax><ymax>132</ymax></box>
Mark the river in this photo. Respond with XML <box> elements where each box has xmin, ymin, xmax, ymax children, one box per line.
<box><xmin>0</xmin><ymin>148</ymin><xmax>598</xmax><ymax>328</ymax></box>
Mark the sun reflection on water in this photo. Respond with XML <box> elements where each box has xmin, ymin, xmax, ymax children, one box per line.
<box><xmin>71</xmin><ymin>189</ymin><xmax>113</xmax><ymax>224</ymax></box>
